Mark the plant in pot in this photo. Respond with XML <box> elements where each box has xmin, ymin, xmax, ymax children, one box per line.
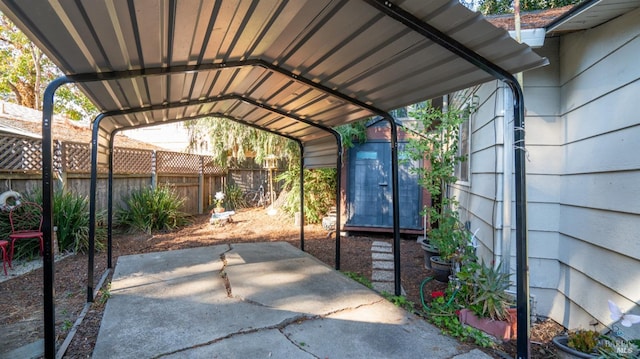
<box><xmin>427</xmin><ymin>209</ymin><xmax>467</xmax><ymax>282</ymax></box>
<box><xmin>553</xmin><ymin>301</ymin><xmax>640</xmax><ymax>358</ymax></box>
<box><xmin>456</xmin><ymin>260</ymin><xmax>516</xmax><ymax>340</ymax></box>
<box><xmin>402</xmin><ymin>102</ymin><xmax>468</xmax><ymax>272</ymax></box>
<box><xmin>213</xmin><ymin>191</ymin><xmax>225</xmax><ymax>213</ymax></box>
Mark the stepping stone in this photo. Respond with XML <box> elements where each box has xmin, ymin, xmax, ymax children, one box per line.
<box><xmin>372</xmin><ymin>252</ymin><xmax>394</xmax><ymax>261</ymax></box>
<box><xmin>372</xmin><ymin>241</ymin><xmax>391</xmax><ymax>248</ymax></box>
<box><xmin>372</xmin><ymin>281</ymin><xmax>406</xmax><ymax>296</ymax></box>
<box><xmin>372</xmin><ymin>261</ymin><xmax>394</xmax><ymax>270</ymax></box>
<box><xmin>372</xmin><ymin>270</ymin><xmax>395</xmax><ymax>282</ymax></box>
<box><xmin>371</xmin><ymin>245</ymin><xmax>392</xmax><ymax>253</ymax></box>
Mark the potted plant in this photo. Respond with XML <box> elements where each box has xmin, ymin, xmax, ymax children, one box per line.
<box><xmin>456</xmin><ymin>261</ymin><xmax>517</xmax><ymax>340</ymax></box>
<box><xmin>553</xmin><ymin>330</ymin><xmax>600</xmax><ymax>359</ymax></box>
<box><xmin>553</xmin><ymin>301</ymin><xmax>640</xmax><ymax>358</ymax></box>
<box><xmin>427</xmin><ymin>209</ymin><xmax>468</xmax><ymax>282</ymax></box>
<box><xmin>403</xmin><ymin>102</ymin><xmax>468</xmax><ymax>277</ymax></box>
<box><xmin>213</xmin><ymin>191</ymin><xmax>225</xmax><ymax>213</ymax></box>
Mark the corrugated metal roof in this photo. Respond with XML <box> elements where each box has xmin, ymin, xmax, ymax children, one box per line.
<box><xmin>0</xmin><ymin>0</ymin><xmax>547</xmax><ymax>168</ymax></box>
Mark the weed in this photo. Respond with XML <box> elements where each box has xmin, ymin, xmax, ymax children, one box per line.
<box><xmin>342</xmin><ymin>271</ymin><xmax>373</xmax><ymax>289</ymax></box>
<box><xmin>61</xmin><ymin>319</ymin><xmax>73</xmax><ymax>332</ymax></box>
<box><xmin>97</xmin><ymin>283</ymin><xmax>112</xmax><ymax>305</ymax></box>
<box><xmin>382</xmin><ymin>292</ymin><xmax>416</xmax><ymax>314</ymax></box>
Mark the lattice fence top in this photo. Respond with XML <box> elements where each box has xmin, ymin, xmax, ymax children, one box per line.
<box><xmin>0</xmin><ymin>134</ymin><xmax>43</xmax><ymax>172</ymax></box>
<box><xmin>1</xmin><ymin>133</ymin><xmax>227</xmax><ymax>176</ymax></box>
<box><xmin>114</xmin><ymin>148</ymin><xmax>153</xmax><ymax>174</ymax></box>
<box><xmin>156</xmin><ymin>151</ymin><xmax>200</xmax><ymax>174</ymax></box>
<box><xmin>62</xmin><ymin>142</ymin><xmax>92</xmax><ymax>173</ymax></box>
<box><xmin>202</xmin><ymin>156</ymin><xmax>226</xmax><ymax>175</ymax></box>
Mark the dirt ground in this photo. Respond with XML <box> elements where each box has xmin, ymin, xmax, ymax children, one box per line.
<box><xmin>0</xmin><ymin>208</ymin><xmax>563</xmax><ymax>358</ymax></box>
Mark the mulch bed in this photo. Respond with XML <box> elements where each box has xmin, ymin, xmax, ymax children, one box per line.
<box><xmin>0</xmin><ymin>208</ymin><xmax>564</xmax><ymax>358</ymax></box>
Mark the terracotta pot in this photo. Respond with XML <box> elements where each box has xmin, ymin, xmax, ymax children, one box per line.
<box><xmin>552</xmin><ymin>336</ymin><xmax>597</xmax><ymax>359</ymax></box>
<box><xmin>507</xmin><ymin>307</ymin><xmax>517</xmax><ymax>339</ymax></box>
<box><xmin>458</xmin><ymin>308</ymin><xmax>514</xmax><ymax>341</ymax></box>
<box><xmin>214</xmin><ymin>207</ymin><xmax>225</xmax><ymax>214</ymax></box>
<box><xmin>429</xmin><ymin>255</ymin><xmax>451</xmax><ymax>282</ymax></box>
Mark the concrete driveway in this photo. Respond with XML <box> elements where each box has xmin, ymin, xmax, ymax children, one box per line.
<box><xmin>93</xmin><ymin>242</ymin><xmax>491</xmax><ymax>358</ymax></box>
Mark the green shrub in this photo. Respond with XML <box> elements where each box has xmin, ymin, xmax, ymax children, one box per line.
<box><xmin>116</xmin><ymin>185</ymin><xmax>190</xmax><ymax>233</ymax></box>
<box><xmin>277</xmin><ymin>165</ymin><xmax>336</xmax><ymax>224</ymax></box>
<box><xmin>222</xmin><ymin>183</ymin><xmax>247</xmax><ymax>210</ymax></box>
<box><xmin>53</xmin><ymin>190</ymin><xmax>106</xmax><ymax>253</ymax></box>
<box><xmin>0</xmin><ymin>189</ymin><xmax>105</xmax><ymax>259</ymax></box>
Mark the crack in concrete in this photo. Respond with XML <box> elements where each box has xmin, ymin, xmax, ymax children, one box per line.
<box><xmin>152</xmin><ymin>243</ymin><xmax>386</xmax><ymax>359</ymax></box>
<box><xmin>218</xmin><ymin>244</ymin><xmax>233</xmax><ymax>298</ymax></box>
<box><xmin>151</xmin><ymin>313</ymin><xmax>321</xmax><ymax>358</ymax></box>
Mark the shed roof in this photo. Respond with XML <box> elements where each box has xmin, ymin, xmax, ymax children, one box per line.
<box><xmin>0</xmin><ymin>0</ymin><xmax>547</xmax><ymax>168</ymax></box>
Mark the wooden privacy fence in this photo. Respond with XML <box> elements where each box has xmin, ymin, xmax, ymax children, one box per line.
<box><xmin>0</xmin><ymin>133</ymin><xmax>231</xmax><ymax>214</ymax></box>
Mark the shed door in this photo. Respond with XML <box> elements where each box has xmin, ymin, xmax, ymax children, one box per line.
<box><xmin>347</xmin><ymin>142</ymin><xmax>421</xmax><ymax>229</ymax></box>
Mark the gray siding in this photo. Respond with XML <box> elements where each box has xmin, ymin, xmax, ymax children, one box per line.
<box><xmin>553</xmin><ymin>7</ymin><xmax>640</xmax><ymax>331</ymax></box>
<box><xmin>458</xmin><ymin>7</ymin><xmax>640</xmax><ymax>332</ymax></box>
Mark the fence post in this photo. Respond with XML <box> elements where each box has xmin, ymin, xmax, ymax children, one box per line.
<box><xmin>198</xmin><ymin>156</ymin><xmax>204</xmax><ymax>214</ymax></box>
<box><xmin>55</xmin><ymin>140</ymin><xmax>66</xmax><ymax>192</ymax></box>
<box><xmin>151</xmin><ymin>150</ymin><xmax>157</xmax><ymax>188</ymax></box>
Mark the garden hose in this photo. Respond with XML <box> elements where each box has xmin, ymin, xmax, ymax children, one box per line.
<box><xmin>420</xmin><ymin>276</ymin><xmax>459</xmax><ymax>312</ymax></box>
<box><xmin>420</xmin><ymin>276</ymin><xmax>434</xmax><ymax>311</ymax></box>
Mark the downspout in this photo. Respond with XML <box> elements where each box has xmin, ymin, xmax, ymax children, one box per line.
<box><xmin>41</xmin><ymin>76</ymin><xmax>71</xmax><ymax>358</ymax></box>
<box><xmin>501</xmin><ymin>87</ymin><xmax>513</xmax><ymax>273</ymax></box>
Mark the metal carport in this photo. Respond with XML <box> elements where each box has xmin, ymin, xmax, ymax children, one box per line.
<box><xmin>0</xmin><ymin>1</ymin><xmax>547</xmax><ymax>358</ymax></box>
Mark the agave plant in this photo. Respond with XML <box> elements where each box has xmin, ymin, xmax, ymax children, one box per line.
<box><xmin>468</xmin><ymin>261</ymin><xmax>514</xmax><ymax>321</ymax></box>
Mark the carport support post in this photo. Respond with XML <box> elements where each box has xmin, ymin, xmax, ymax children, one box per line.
<box><xmin>508</xmin><ymin>80</ymin><xmax>531</xmax><ymax>359</ymax></box>
<box><xmin>384</xmin><ymin>116</ymin><xmax>402</xmax><ymax>296</ymax></box>
<box><xmin>108</xmin><ymin>136</ymin><xmax>115</xmax><ymax>269</ymax></box>
<box><xmin>42</xmin><ymin>76</ymin><xmax>71</xmax><ymax>359</ymax></box>
<box><xmin>88</xmin><ymin>114</ymin><xmax>106</xmax><ymax>303</ymax></box>
<box><xmin>299</xmin><ymin>143</ymin><xmax>305</xmax><ymax>251</ymax></box>
<box><xmin>334</xmin><ymin>135</ymin><xmax>343</xmax><ymax>270</ymax></box>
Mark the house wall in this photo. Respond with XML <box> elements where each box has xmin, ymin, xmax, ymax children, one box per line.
<box><xmin>457</xmin><ymin>7</ymin><xmax>640</xmax><ymax>332</ymax></box>
<box><xmin>551</xmin><ymin>7</ymin><xmax>640</xmax><ymax>332</ymax></box>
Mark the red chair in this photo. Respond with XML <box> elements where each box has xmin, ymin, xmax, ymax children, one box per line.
<box><xmin>0</xmin><ymin>240</ymin><xmax>9</xmax><ymax>275</ymax></box>
<box><xmin>8</xmin><ymin>201</ymin><xmax>44</xmax><ymax>267</ymax></box>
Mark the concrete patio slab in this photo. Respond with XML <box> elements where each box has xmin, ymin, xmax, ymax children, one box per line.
<box><xmin>93</xmin><ymin>242</ymin><xmax>492</xmax><ymax>358</ymax></box>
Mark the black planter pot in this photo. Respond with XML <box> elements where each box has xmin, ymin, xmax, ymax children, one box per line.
<box><xmin>552</xmin><ymin>336</ymin><xmax>597</xmax><ymax>359</ymax></box>
<box><xmin>420</xmin><ymin>241</ymin><xmax>439</xmax><ymax>269</ymax></box>
<box><xmin>429</xmin><ymin>255</ymin><xmax>451</xmax><ymax>283</ymax></box>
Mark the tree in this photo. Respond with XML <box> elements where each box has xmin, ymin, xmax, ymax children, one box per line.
<box><xmin>475</xmin><ymin>0</ymin><xmax>581</xmax><ymax>14</ymax></box>
<box><xmin>184</xmin><ymin>117</ymin><xmax>299</xmax><ymax>167</ymax></box>
<box><xmin>0</xmin><ymin>12</ymin><xmax>97</xmax><ymax>120</ymax></box>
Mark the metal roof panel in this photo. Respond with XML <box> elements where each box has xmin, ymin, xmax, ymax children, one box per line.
<box><xmin>0</xmin><ymin>0</ymin><xmax>548</xmax><ymax>168</ymax></box>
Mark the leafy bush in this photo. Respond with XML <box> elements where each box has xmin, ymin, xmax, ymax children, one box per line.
<box><xmin>222</xmin><ymin>183</ymin><xmax>247</xmax><ymax>210</ymax></box>
<box><xmin>116</xmin><ymin>185</ymin><xmax>190</xmax><ymax>233</ymax></box>
<box><xmin>53</xmin><ymin>190</ymin><xmax>106</xmax><ymax>253</ymax></box>
<box><xmin>0</xmin><ymin>189</ymin><xmax>105</xmax><ymax>259</ymax></box>
<box><xmin>424</xmin><ymin>290</ymin><xmax>495</xmax><ymax>348</ymax></box>
<box><xmin>277</xmin><ymin>165</ymin><xmax>336</xmax><ymax>224</ymax></box>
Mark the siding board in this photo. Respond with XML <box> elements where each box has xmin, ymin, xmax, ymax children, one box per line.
<box><xmin>558</xmin><ymin>235</ymin><xmax>640</xmax><ymax>301</ymax></box>
<box><xmin>565</xmin><ymin>80</ymin><xmax>640</xmax><ymax>143</ymax></box>
<box><xmin>559</xmin><ymin>205</ymin><xmax>640</xmax><ymax>261</ymax></box>
<box><xmin>561</xmin><ymin>172</ymin><xmax>640</xmax><ymax>213</ymax></box>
